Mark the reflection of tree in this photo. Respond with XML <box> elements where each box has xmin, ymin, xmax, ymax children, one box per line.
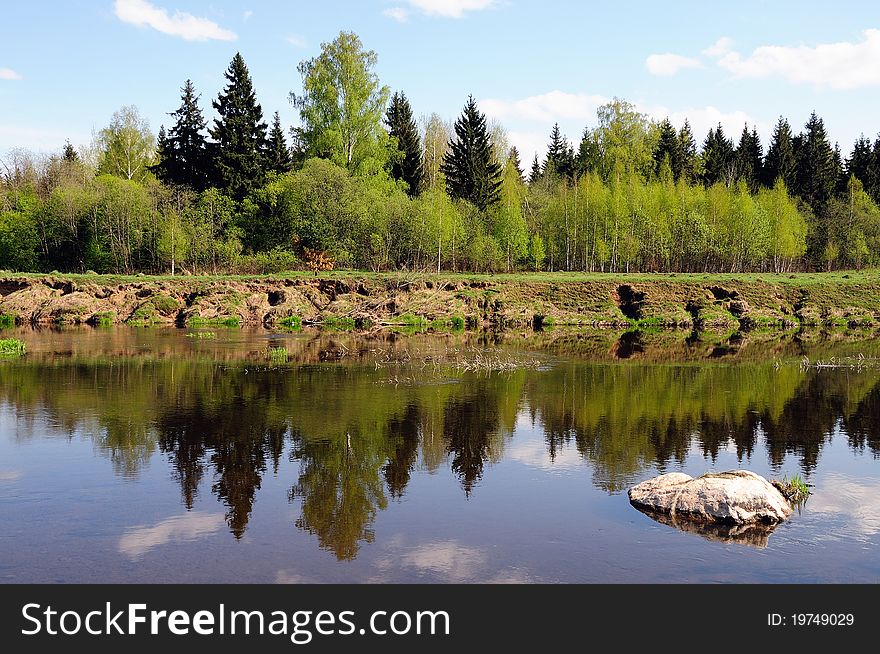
<box><xmin>289</xmin><ymin>432</ymin><xmax>389</xmax><ymax>561</ymax></box>
<box><xmin>383</xmin><ymin>404</ymin><xmax>422</xmax><ymax>498</ymax></box>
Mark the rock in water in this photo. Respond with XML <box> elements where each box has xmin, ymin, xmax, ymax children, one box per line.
<box><xmin>628</xmin><ymin>470</ymin><xmax>792</xmax><ymax>525</ymax></box>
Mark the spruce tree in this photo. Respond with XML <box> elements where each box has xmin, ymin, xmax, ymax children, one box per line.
<box><xmin>266</xmin><ymin>111</ymin><xmax>292</xmax><ymax>174</ymax></box>
<box><xmin>846</xmin><ymin>135</ymin><xmax>873</xmax><ymax>189</ymax></box>
<box><xmin>62</xmin><ymin>140</ymin><xmax>79</xmax><ymax>163</ymax></box>
<box><xmin>529</xmin><ymin>154</ymin><xmax>542</xmax><ymax>185</ymax></box>
<box><xmin>385</xmin><ymin>91</ymin><xmax>423</xmax><ymax>196</ymax></box>
<box><xmin>576</xmin><ymin>127</ymin><xmax>600</xmax><ymax>177</ymax></box>
<box><xmin>734</xmin><ymin>125</ymin><xmax>763</xmax><ymax>191</ymax></box>
<box><xmin>677</xmin><ymin>120</ymin><xmax>697</xmax><ymax>184</ymax></box>
<box><xmin>794</xmin><ymin>112</ymin><xmax>836</xmax><ymax>215</ymax></box>
<box><xmin>209</xmin><ymin>53</ymin><xmax>268</xmax><ymax>199</ymax></box>
<box><xmin>653</xmin><ymin>118</ymin><xmax>679</xmax><ymax>180</ymax></box>
<box><xmin>441</xmin><ymin>96</ymin><xmax>502</xmax><ymax>210</ymax></box>
<box><xmin>701</xmin><ymin>124</ymin><xmax>734</xmax><ymax>186</ymax></box>
<box><xmin>544</xmin><ymin>123</ymin><xmax>574</xmax><ymax>179</ymax></box>
<box><xmin>508</xmin><ymin>146</ymin><xmax>524</xmax><ymax>181</ymax></box>
<box><xmin>155</xmin><ymin>79</ymin><xmax>211</xmax><ymax>190</ymax></box>
<box><xmin>763</xmin><ymin>117</ymin><xmax>797</xmax><ymax>189</ymax></box>
<box><xmin>870</xmin><ymin>137</ymin><xmax>880</xmax><ymax>203</ymax></box>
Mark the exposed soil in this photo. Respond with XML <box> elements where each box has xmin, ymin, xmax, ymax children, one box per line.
<box><xmin>1</xmin><ymin>272</ymin><xmax>879</xmax><ymax>329</ymax></box>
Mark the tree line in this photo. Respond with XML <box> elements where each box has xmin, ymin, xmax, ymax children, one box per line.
<box><xmin>2</xmin><ymin>30</ymin><xmax>880</xmax><ymax>274</ymax></box>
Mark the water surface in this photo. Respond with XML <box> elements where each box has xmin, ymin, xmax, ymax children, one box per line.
<box><xmin>1</xmin><ymin>326</ymin><xmax>880</xmax><ymax>583</ymax></box>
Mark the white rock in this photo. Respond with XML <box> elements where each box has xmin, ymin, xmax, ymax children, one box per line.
<box><xmin>628</xmin><ymin>470</ymin><xmax>792</xmax><ymax>525</ymax></box>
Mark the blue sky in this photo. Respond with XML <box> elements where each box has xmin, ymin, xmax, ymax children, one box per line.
<box><xmin>3</xmin><ymin>1</ymin><xmax>880</xmax><ymax>164</ymax></box>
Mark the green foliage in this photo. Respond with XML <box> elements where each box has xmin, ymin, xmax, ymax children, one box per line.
<box><xmin>210</xmin><ymin>53</ymin><xmax>268</xmax><ymax>200</ymax></box>
<box><xmin>187</xmin><ymin>316</ymin><xmax>241</xmax><ymax>327</ymax></box>
<box><xmin>385</xmin><ymin>92</ymin><xmax>423</xmax><ymax>196</ymax></box>
<box><xmin>266</xmin><ymin>112</ymin><xmax>293</xmax><ymax>174</ymax></box>
<box><xmin>153</xmin><ymin>80</ymin><xmax>211</xmax><ymax>191</ymax></box>
<box><xmin>266</xmin><ymin>346</ymin><xmax>290</xmax><ymax>363</ymax></box>
<box><xmin>278</xmin><ymin>316</ymin><xmax>302</xmax><ymax>331</ymax></box>
<box><xmin>292</xmin><ymin>31</ymin><xmax>391</xmax><ymax>175</ymax></box>
<box><xmin>0</xmin><ymin>338</ymin><xmax>26</xmax><ymax>357</ymax></box>
<box><xmin>96</xmin><ymin>105</ymin><xmax>156</xmax><ymax>182</ymax></box>
<box><xmin>442</xmin><ymin>96</ymin><xmax>503</xmax><ymax>211</ymax></box>
<box><xmin>0</xmin><ymin>314</ymin><xmax>16</xmax><ymax>328</ymax></box>
<box><xmin>186</xmin><ymin>331</ymin><xmax>216</xmax><ymax>339</ymax></box>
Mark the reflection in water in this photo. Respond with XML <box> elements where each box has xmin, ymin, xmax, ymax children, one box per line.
<box><xmin>118</xmin><ymin>512</ymin><xmax>226</xmax><ymax>560</ymax></box>
<box><xmin>2</xmin><ymin>328</ymin><xmax>880</xmax><ymax>560</ymax></box>
<box><xmin>631</xmin><ymin>506</ymin><xmax>779</xmax><ymax>548</ymax></box>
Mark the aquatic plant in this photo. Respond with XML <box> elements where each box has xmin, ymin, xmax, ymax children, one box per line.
<box><xmin>0</xmin><ymin>338</ymin><xmax>26</xmax><ymax>357</ymax></box>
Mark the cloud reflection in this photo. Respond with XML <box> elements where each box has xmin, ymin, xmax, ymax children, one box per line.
<box><xmin>119</xmin><ymin>512</ymin><xmax>225</xmax><ymax>559</ymax></box>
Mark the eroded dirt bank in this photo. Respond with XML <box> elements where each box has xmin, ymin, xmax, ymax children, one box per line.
<box><xmin>1</xmin><ymin>272</ymin><xmax>879</xmax><ymax>329</ymax></box>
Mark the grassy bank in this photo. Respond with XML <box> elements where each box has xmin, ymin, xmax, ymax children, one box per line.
<box><xmin>1</xmin><ymin>270</ymin><xmax>879</xmax><ymax>330</ymax></box>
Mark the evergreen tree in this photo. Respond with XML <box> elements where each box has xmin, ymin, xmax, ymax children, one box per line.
<box><xmin>653</xmin><ymin>118</ymin><xmax>679</xmax><ymax>180</ymax></box>
<box><xmin>832</xmin><ymin>143</ymin><xmax>846</xmax><ymax>195</ymax></box>
<box><xmin>701</xmin><ymin>124</ymin><xmax>734</xmax><ymax>186</ymax></box>
<box><xmin>576</xmin><ymin>127</ymin><xmax>600</xmax><ymax>177</ymax></box>
<box><xmin>734</xmin><ymin>125</ymin><xmax>763</xmax><ymax>191</ymax></box>
<box><xmin>794</xmin><ymin>112</ymin><xmax>836</xmax><ymax>215</ymax></box>
<box><xmin>385</xmin><ymin>91</ymin><xmax>423</xmax><ymax>196</ymax></box>
<box><xmin>763</xmin><ymin>117</ymin><xmax>797</xmax><ymax>189</ymax></box>
<box><xmin>266</xmin><ymin>111</ymin><xmax>292</xmax><ymax>174</ymax></box>
<box><xmin>677</xmin><ymin>120</ymin><xmax>697</xmax><ymax>184</ymax></box>
<box><xmin>846</xmin><ymin>135</ymin><xmax>873</xmax><ymax>189</ymax></box>
<box><xmin>529</xmin><ymin>154</ymin><xmax>542</xmax><ymax>185</ymax></box>
<box><xmin>870</xmin><ymin>137</ymin><xmax>880</xmax><ymax>203</ymax></box>
<box><xmin>441</xmin><ymin>96</ymin><xmax>502</xmax><ymax>210</ymax></box>
<box><xmin>508</xmin><ymin>146</ymin><xmax>525</xmax><ymax>181</ymax></box>
<box><xmin>154</xmin><ymin>79</ymin><xmax>211</xmax><ymax>190</ymax></box>
<box><xmin>62</xmin><ymin>140</ymin><xmax>79</xmax><ymax>163</ymax></box>
<box><xmin>544</xmin><ymin>123</ymin><xmax>574</xmax><ymax>179</ymax></box>
<box><xmin>209</xmin><ymin>53</ymin><xmax>268</xmax><ymax>200</ymax></box>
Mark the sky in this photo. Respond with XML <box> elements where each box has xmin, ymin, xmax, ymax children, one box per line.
<box><xmin>3</xmin><ymin>0</ymin><xmax>880</xmax><ymax>165</ymax></box>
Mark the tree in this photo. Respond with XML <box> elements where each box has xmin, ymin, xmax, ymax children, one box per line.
<box><xmin>154</xmin><ymin>79</ymin><xmax>211</xmax><ymax>190</ymax></box>
<box><xmin>794</xmin><ymin>112</ymin><xmax>836</xmax><ymax>216</ymax></box>
<box><xmin>291</xmin><ymin>31</ymin><xmax>391</xmax><ymax>175</ymax></box>
<box><xmin>209</xmin><ymin>53</ymin><xmax>268</xmax><ymax>200</ymax></box>
<box><xmin>441</xmin><ymin>95</ymin><xmax>502</xmax><ymax>211</ymax></box>
<box><xmin>421</xmin><ymin>113</ymin><xmax>450</xmax><ymax>191</ymax></box>
<box><xmin>592</xmin><ymin>99</ymin><xmax>656</xmax><ymax>183</ymax></box>
<box><xmin>529</xmin><ymin>154</ymin><xmax>542</xmax><ymax>185</ymax></box>
<box><xmin>545</xmin><ymin>123</ymin><xmax>574</xmax><ymax>180</ymax></box>
<box><xmin>96</xmin><ymin>105</ymin><xmax>155</xmax><ymax>182</ymax></box>
<box><xmin>701</xmin><ymin>124</ymin><xmax>734</xmax><ymax>186</ymax></box>
<box><xmin>734</xmin><ymin>125</ymin><xmax>763</xmax><ymax>192</ymax></box>
<box><xmin>653</xmin><ymin>118</ymin><xmax>679</xmax><ymax>181</ymax></box>
<box><xmin>62</xmin><ymin>140</ymin><xmax>79</xmax><ymax>163</ymax></box>
<box><xmin>266</xmin><ymin>111</ymin><xmax>292</xmax><ymax>174</ymax></box>
<box><xmin>385</xmin><ymin>92</ymin><xmax>423</xmax><ymax>196</ymax></box>
<box><xmin>677</xmin><ymin>120</ymin><xmax>697</xmax><ymax>184</ymax></box>
<box><xmin>763</xmin><ymin>117</ymin><xmax>797</xmax><ymax>189</ymax></box>
<box><xmin>508</xmin><ymin>146</ymin><xmax>524</xmax><ymax>181</ymax></box>
<box><xmin>846</xmin><ymin>135</ymin><xmax>873</xmax><ymax>190</ymax></box>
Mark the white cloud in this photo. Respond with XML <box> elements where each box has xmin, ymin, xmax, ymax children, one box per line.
<box><xmin>715</xmin><ymin>28</ymin><xmax>880</xmax><ymax>90</ymax></box>
<box><xmin>0</xmin><ymin>470</ymin><xmax>23</xmax><ymax>482</ymax></box>
<box><xmin>113</xmin><ymin>0</ymin><xmax>237</xmax><ymax>42</ymax></box>
<box><xmin>0</xmin><ymin>68</ymin><xmax>22</xmax><ymax>81</ymax></box>
<box><xmin>118</xmin><ymin>512</ymin><xmax>225</xmax><ymax>560</ymax></box>
<box><xmin>645</xmin><ymin>53</ymin><xmax>704</xmax><ymax>77</ymax></box>
<box><xmin>805</xmin><ymin>473</ymin><xmax>880</xmax><ymax>539</ymax></box>
<box><xmin>479</xmin><ymin>90</ymin><xmax>609</xmax><ymax>124</ymax></box>
<box><xmin>404</xmin><ymin>0</ymin><xmax>496</xmax><ymax>18</ymax></box>
<box><xmin>286</xmin><ymin>34</ymin><xmax>307</xmax><ymax>48</ymax></box>
<box><xmin>702</xmin><ymin>36</ymin><xmax>733</xmax><ymax>58</ymax></box>
<box><xmin>384</xmin><ymin>7</ymin><xmax>410</xmax><ymax>22</ymax></box>
<box><xmin>0</xmin><ymin>125</ymin><xmax>90</xmax><ymax>152</ymax></box>
<box><xmin>242</xmin><ymin>10</ymin><xmax>253</xmax><ymax>21</ymax></box>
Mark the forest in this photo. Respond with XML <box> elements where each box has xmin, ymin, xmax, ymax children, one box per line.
<box><xmin>2</xmin><ymin>30</ymin><xmax>880</xmax><ymax>275</ymax></box>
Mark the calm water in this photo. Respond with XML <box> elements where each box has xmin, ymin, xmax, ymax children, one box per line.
<box><xmin>1</xmin><ymin>326</ymin><xmax>880</xmax><ymax>583</ymax></box>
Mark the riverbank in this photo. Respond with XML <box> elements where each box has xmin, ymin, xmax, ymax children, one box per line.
<box><xmin>1</xmin><ymin>270</ymin><xmax>879</xmax><ymax>329</ymax></box>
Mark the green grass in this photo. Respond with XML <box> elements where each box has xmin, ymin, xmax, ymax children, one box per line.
<box><xmin>0</xmin><ymin>314</ymin><xmax>16</xmax><ymax>328</ymax></box>
<box><xmin>186</xmin><ymin>316</ymin><xmax>241</xmax><ymax>327</ymax></box>
<box><xmin>320</xmin><ymin>316</ymin><xmax>356</xmax><ymax>331</ymax></box>
<box><xmin>266</xmin><ymin>346</ymin><xmax>289</xmax><ymax>363</ymax></box>
<box><xmin>91</xmin><ymin>311</ymin><xmax>116</xmax><ymax>326</ymax></box>
<box><xmin>152</xmin><ymin>294</ymin><xmax>180</xmax><ymax>314</ymax></box>
<box><xmin>278</xmin><ymin>316</ymin><xmax>302</xmax><ymax>331</ymax></box>
<box><xmin>185</xmin><ymin>331</ymin><xmax>216</xmax><ymax>339</ymax></box>
<box><xmin>0</xmin><ymin>338</ymin><xmax>26</xmax><ymax>357</ymax></box>
<box><xmin>773</xmin><ymin>474</ymin><xmax>811</xmax><ymax>504</ymax></box>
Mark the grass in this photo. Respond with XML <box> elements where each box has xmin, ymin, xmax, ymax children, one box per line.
<box><xmin>266</xmin><ymin>346</ymin><xmax>289</xmax><ymax>363</ymax></box>
<box><xmin>185</xmin><ymin>331</ymin><xmax>216</xmax><ymax>339</ymax></box>
<box><xmin>0</xmin><ymin>338</ymin><xmax>26</xmax><ymax>357</ymax></box>
<box><xmin>186</xmin><ymin>316</ymin><xmax>241</xmax><ymax>327</ymax></box>
<box><xmin>0</xmin><ymin>314</ymin><xmax>16</xmax><ymax>328</ymax></box>
<box><xmin>278</xmin><ymin>316</ymin><xmax>302</xmax><ymax>331</ymax></box>
<box><xmin>320</xmin><ymin>316</ymin><xmax>356</xmax><ymax>331</ymax></box>
<box><xmin>91</xmin><ymin>311</ymin><xmax>116</xmax><ymax>326</ymax></box>
<box><xmin>772</xmin><ymin>474</ymin><xmax>811</xmax><ymax>504</ymax></box>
